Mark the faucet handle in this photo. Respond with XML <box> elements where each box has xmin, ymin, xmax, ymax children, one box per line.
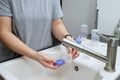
<box><xmin>96</xmin><ymin>33</ymin><xmax>111</xmax><ymax>42</ymax></box>
<box><xmin>96</xmin><ymin>33</ymin><xmax>119</xmax><ymax>46</ymax></box>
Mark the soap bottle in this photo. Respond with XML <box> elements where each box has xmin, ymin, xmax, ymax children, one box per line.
<box><xmin>91</xmin><ymin>29</ymin><xmax>100</xmax><ymax>42</ymax></box>
<box><xmin>114</xmin><ymin>23</ymin><xmax>120</xmax><ymax>39</ymax></box>
<box><xmin>114</xmin><ymin>21</ymin><xmax>120</xmax><ymax>45</ymax></box>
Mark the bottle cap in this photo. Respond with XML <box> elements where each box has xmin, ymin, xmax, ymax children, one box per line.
<box><xmin>74</xmin><ymin>37</ymin><xmax>82</xmax><ymax>44</ymax></box>
<box><xmin>54</xmin><ymin>59</ymin><xmax>65</xmax><ymax>66</ymax></box>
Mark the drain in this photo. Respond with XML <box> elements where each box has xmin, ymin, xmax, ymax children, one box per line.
<box><xmin>74</xmin><ymin>66</ymin><xmax>79</xmax><ymax>71</ymax></box>
<box><xmin>0</xmin><ymin>75</ymin><xmax>5</xmax><ymax>80</ymax></box>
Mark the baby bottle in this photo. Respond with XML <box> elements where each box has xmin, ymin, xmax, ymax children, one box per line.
<box><xmin>80</xmin><ymin>24</ymin><xmax>88</xmax><ymax>39</ymax></box>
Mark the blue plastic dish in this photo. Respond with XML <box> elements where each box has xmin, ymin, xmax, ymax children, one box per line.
<box><xmin>54</xmin><ymin>59</ymin><xmax>65</xmax><ymax>66</ymax></box>
<box><xmin>74</xmin><ymin>37</ymin><xmax>82</xmax><ymax>44</ymax></box>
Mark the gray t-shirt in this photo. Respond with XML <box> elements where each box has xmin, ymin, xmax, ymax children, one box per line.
<box><xmin>0</xmin><ymin>0</ymin><xmax>63</xmax><ymax>62</ymax></box>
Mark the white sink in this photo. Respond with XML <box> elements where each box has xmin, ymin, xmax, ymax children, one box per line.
<box><xmin>0</xmin><ymin>41</ymin><xmax>120</xmax><ymax>80</ymax></box>
<box><xmin>0</xmin><ymin>67</ymin><xmax>18</xmax><ymax>80</ymax></box>
<box><xmin>0</xmin><ymin>57</ymin><xmax>100</xmax><ymax>80</ymax></box>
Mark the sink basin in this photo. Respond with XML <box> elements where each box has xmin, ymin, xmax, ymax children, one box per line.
<box><xmin>0</xmin><ymin>57</ymin><xmax>101</xmax><ymax>80</ymax></box>
<box><xmin>0</xmin><ymin>43</ymin><xmax>120</xmax><ymax>80</ymax></box>
<box><xmin>0</xmin><ymin>67</ymin><xmax>18</xmax><ymax>80</ymax></box>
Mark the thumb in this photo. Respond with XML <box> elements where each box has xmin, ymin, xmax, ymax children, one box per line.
<box><xmin>44</xmin><ymin>56</ymin><xmax>55</xmax><ymax>63</ymax></box>
<box><xmin>67</xmin><ymin>47</ymin><xmax>72</xmax><ymax>53</ymax></box>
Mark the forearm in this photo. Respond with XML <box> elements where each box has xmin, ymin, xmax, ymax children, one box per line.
<box><xmin>0</xmin><ymin>31</ymin><xmax>37</xmax><ymax>60</ymax></box>
<box><xmin>0</xmin><ymin>16</ymin><xmax>38</xmax><ymax>61</ymax></box>
<box><xmin>52</xmin><ymin>19</ymin><xmax>70</xmax><ymax>41</ymax></box>
<box><xmin>52</xmin><ymin>19</ymin><xmax>79</xmax><ymax>59</ymax></box>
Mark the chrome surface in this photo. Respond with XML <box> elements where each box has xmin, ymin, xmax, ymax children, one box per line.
<box><xmin>62</xmin><ymin>34</ymin><xmax>119</xmax><ymax>72</ymax></box>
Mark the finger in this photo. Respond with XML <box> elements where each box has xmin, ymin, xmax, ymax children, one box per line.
<box><xmin>73</xmin><ymin>51</ymin><xmax>80</xmax><ymax>59</ymax></box>
<box><xmin>42</xmin><ymin>54</ymin><xmax>55</xmax><ymax>63</ymax></box>
<box><xmin>67</xmin><ymin>48</ymin><xmax>76</xmax><ymax>59</ymax></box>
<box><xmin>42</xmin><ymin>57</ymin><xmax>60</xmax><ymax>68</ymax></box>
<box><xmin>71</xmin><ymin>49</ymin><xmax>77</xmax><ymax>58</ymax></box>
<box><xmin>42</xmin><ymin>61</ymin><xmax>60</xmax><ymax>69</ymax></box>
<box><xmin>67</xmin><ymin>47</ymin><xmax>72</xmax><ymax>53</ymax></box>
<box><xmin>46</xmin><ymin>58</ymin><xmax>55</xmax><ymax>63</ymax></box>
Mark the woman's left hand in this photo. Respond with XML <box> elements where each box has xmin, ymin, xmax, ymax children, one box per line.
<box><xmin>67</xmin><ymin>47</ymin><xmax>80</xmax><ymax>59</ymax></box>
<box><xmin>64</xmin><ymin>35</ymin><xmax>80</xmax><ymax>59</ymax></box>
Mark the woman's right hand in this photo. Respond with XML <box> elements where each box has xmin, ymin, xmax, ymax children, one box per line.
<box><xmin>34</xmin><ymin>52</ymin><xmax>60</xmax><ymax>69</ymax></box>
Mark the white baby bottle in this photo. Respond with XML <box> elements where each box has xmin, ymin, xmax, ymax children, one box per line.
<box><xmin>80</xmin><ymin>24</ymin><xmax>88</xmax><ymax>39</ymax></box>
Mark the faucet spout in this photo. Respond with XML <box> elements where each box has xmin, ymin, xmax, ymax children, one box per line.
<box><xmin>62</xmin><ymin>38</ymin><xmax>119</xmax><ymax>72</ymax></box>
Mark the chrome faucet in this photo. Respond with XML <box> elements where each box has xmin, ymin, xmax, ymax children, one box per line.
<box><xmin>62</xmin><ymin>34</ymin><xmax>119</xmax><ymax>72</ymax></box>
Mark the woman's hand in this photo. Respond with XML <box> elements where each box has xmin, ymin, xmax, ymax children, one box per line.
<box><xmin>67</xmin><ymin>47</ymin><xmax>80</xmax><ymax>59</ymax></box>
<box><xmin>65</xmin><ymin>36</ymin><xmax>80</xmax><ymax>59</ymax></box>
<box><xmin>35</xmin><ymin>52</ymin><xmax>60</xmax><ymax>69</ymax></box>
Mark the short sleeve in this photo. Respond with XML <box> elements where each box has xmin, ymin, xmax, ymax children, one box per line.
<box><xmin>0</xmin><ymin>0</ymin><xmax>12</xmax><ymax>16</ymax></box>
<box><xmin>52</xmin><ymin>0</ymin><xmax>63</xmax><ymax>20</ymax></box>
